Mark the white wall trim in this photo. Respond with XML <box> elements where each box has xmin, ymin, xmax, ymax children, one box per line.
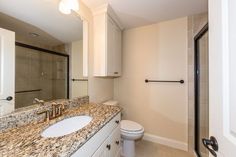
<box><xmin>92</xmin><ymin>3</ymin><xmax>124</xmax><ymax>30</ymax></box>
<box><xmin>143</xmin><ymin>133</ymin><xmax>188</xmax><ymax>151</ymax></box>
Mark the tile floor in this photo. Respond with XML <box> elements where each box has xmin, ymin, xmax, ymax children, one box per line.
<box><xmin>135</xmin><ymin>140</ymin><xmax>194</xmax><ymax>157</ymax></box>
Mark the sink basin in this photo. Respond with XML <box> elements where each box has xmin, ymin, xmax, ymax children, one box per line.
<box><xmin>41</xmin><ymin>116</ymin><xmax>92</xmax><ymax>138</ymax></box>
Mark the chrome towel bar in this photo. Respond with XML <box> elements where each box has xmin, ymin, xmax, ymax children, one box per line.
<box><xmin>71</xmin><ymin>78</ymin><xmax>88</xmax><ymax>82</ymax></box>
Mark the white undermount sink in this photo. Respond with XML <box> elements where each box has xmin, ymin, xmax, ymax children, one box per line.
<box><xmin>41</xmin><ymin>116</ymin><xmax>92</xmax><ymax>138</ymax></box>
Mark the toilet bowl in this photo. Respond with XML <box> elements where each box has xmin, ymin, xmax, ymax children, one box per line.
<box><xmin>103</xmin><ymin>101</ymin><xmax>144</xmax><ymax>157</ymax></box>
<box><xmin>121</xmin><ymin>120</ymin><xmax>144</xmax><ymax>157</ymax></box>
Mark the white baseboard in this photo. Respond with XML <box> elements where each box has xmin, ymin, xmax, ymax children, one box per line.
<box><xmin>143</xmin><ymin>133</ymin><xmax>188</xmax><ymax>151</ymax></box>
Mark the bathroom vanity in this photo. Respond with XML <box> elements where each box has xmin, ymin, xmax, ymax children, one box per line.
<box><xmin>72</xmin><ymin>113</ymin><xmax>121</xmax><ymax>157</ymax></box>
<box><xmin>0</xmin><ymin>99</ymin><xmax>121</xmax><ymax>157</ymax></box>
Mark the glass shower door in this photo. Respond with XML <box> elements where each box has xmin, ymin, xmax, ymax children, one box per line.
<box><xmin>194</xmin><ymin>25</ymin><xmax>209</xmax><ymax>157</ymax></box>
<box><xmin>15</xmin><ymin>46</ymin><xmax>41</xmax><ymax>108</ymax></box>
<box><xmin>15</xmin><ymin>44</ymin><xmax>69</xmax><ymax>109</ymax></box>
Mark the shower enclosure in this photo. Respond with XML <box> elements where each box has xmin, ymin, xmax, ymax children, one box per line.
<box><xmin>194</xmin><ymin>24</ymin><xmax>209</xmax><ymax>157</ymax></box>
<box><xmin>15</xmin><ymin>43</ymin><xmax>69</xmax><ymax>109</ymax></box>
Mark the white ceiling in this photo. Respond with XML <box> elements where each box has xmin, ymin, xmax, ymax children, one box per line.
<box><xmin>0</xmin><ymin>12</ymin><xmax>64</xmax><ymax>46</ymax></box>
<box><xmin>82</xmin><ymin>0</ymin><xmax>208</xmax><ymax>28</ymax></box>
<box><xmin>0</xmin><ymin>0</ymin><xmax>83</xmax><ymax>43</ymax></box>
<box><xmin>0</xmin><ymin>0</ymin><xmax>208</xmax><ymax>41</ymax></box>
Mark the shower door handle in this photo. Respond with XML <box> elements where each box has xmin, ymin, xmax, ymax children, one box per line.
<box><xmin>0</xmin><ymin>96</ymin><xmax>13</xmax><ymax>101</ymax></box>
<box><xmin>202</xmin><ymin>136</ymin><xmax>218</xmax><ymax>157</ymax></box>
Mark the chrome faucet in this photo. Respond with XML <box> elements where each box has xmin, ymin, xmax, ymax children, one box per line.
<box><xmin>33</xmin><ymin>98</ymin><xmax>45</xmax><ymax>106</ymax></box>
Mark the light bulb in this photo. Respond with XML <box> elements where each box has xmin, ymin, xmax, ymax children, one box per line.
<box><xmin>58</xmin><ymin>0</ymin><xmax>79</xmax><ymax>15</ymax></box>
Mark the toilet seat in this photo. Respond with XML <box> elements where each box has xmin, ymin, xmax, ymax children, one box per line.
<box><xmin>121</xmin><ymin>120</ymin><xmax>144</xmax><ymax>133</ymax></box>
<box><xmin>121</xmin><ymin>128</ymin><xmax>144</xmax><ymax>135</ymax></box>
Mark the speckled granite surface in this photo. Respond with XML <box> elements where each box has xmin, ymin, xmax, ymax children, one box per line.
<box><xmin>0</xmin><ymin>97</ymin><xmax>89</xmax><ymax>132</ymax></box>
<box><xmin>0</xmin><ymin>103</ymin><xmax>121</xmax><ymax>157</ymax></box>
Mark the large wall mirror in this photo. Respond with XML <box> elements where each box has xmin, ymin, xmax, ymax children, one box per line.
<box><xmin>0</xmin><ymin>0</ymin><xmax>88</xmax><ymax>115</ymax></box>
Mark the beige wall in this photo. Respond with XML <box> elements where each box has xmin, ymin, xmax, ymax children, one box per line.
<box><xmin>79</xmin><ymin>1</ymin><xmax>114</xmax><ymax>103</ymax></box>
<box><xmin>71</xmin><ymin>40</ymin><xmax>88</xmax><ymax>98</ymax></box>
<box><xmin>114</xmin><ymin>17</ymin><xmax>188</xmax><ymax>143</ymax></box>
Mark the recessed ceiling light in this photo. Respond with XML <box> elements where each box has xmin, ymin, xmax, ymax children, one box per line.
<box><xmin>29</xmin><ymin>32</ymin><xmax>40</xmax><ymax>37</ymax></box>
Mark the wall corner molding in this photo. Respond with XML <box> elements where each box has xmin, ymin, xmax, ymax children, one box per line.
<box><xmin>91</xmin><ymin>3</ymin><xmax>124</xmax><ymax>30</ymax></box>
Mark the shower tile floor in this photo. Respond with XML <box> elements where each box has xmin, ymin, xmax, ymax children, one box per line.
<box><xmin>135</xmin><ymin>140</ymin><xmax>194</xmax><ymax>157</ymax></box>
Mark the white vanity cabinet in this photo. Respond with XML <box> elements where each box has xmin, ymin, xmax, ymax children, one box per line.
<box><xmin>93</xmin><ymin>6</ymin><xmax>122</xmax><ymax>77</ymax></box>
<box><xmin>92</xmin><ymin>125</ymin><xmax>120</xmax><ymax>157</ymax></box>
<box><xmin>71</xmin><ymin>113</ymin><xmax>121</xmax><ymax>157</ymax></box>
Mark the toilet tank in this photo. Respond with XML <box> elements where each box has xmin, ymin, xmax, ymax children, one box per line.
<box><xmin>103</xmin><ymin>100</ymin><xmax>118</xmax><ymax>106</ymax></box>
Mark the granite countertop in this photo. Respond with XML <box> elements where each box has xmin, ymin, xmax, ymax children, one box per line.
<box><xmin>0</xmin><ymin>103</ymin><xmax>121</xmax><ymax>157</ymax></box>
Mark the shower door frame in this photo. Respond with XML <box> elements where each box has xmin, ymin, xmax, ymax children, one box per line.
<box><xmin>15</xmin><ymin>42</ymin><xmax>70</xmax><ymax>99</ymax></box>
<box><xmin>194</xmin><ymin>24</ymin><xmax>209</xmax><ymax>157</ymax></box>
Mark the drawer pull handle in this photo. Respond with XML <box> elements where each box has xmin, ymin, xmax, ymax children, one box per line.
<box><xmin>114</xmin><ymin>72</ymin><xmax>118</xmax><ymax>74</ymax></box>
<box><xmin>115</xmin><ymin>120</ymin><xmax>120</xmax><ymax>124</ymax></box>
<box><xmin>116</xmin><ymin>141</ymin><xmax>120</xmax><ymax>145</ymax></box>
<box><xmin>106</xmin><ymin>144</ymin><xmax>111</xmax><ymax>150</ymax></box>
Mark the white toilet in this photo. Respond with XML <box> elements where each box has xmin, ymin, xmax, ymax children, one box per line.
<box><xmin>103</xmin><ymin>101</ymin><xmax>144</xmax><ymax>157</ymax></box>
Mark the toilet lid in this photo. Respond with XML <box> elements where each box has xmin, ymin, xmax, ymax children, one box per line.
<box><xmin>121</xmin><ymin>120</ymin><xmax>143</xmax><ymax>132</ymax></box>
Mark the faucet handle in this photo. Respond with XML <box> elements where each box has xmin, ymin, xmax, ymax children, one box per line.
<box><xmin>51</xmin><ymin>102</ymin><xmax>57</xmax><ymax>105</ymax></box>
<box><xmin>52</xmin><ymin>103</ymin><xmax>64</xmax><ymax>117</ymax></box>
<box><xmin>56</xmin><ymin>103</ymin><xmax>64</xmax><ymax>114</ymax></box>
<box><xmin>51</xmin><ymin>102</ymin><xmax>59</xmax><ymax>117</ymax></box>
<box><xmin>37</xmin><ymin>109</ymin><xmax>50</xmax><ymax>122</ymax></box>
<box><xmin>34</xmin><ymin>98</ymin><xmax>45</xmax><ymax>105</ymax></box>
<box><xmin>60</xmin><ymin>103</ymin><xmax>65</xmax><ymax>111</ymax></box>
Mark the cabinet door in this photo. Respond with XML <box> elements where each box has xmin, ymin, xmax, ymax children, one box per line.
<box><xmin>92</xmin><ymin>140</ymin><xmax>109</xmax><ymax>157</ymax></box>
<box><xmin>113</xmin><ymin>24</ymin><xmax>121</xmax><ymax>77</ymax></box>
<box><xmin>110</xmin><ymin>126</ymin><xmax>121</xmax><ymax>157</ymax></box>
<box><xmin>92</xmin><ymin>126</ymin><xmax>121</xmax><ymax>157</ymax></box>
<box><xmin>106</xmin><ymin>16</ymin><xmax>122</xmax><ymax>77</ymax></box>
<box><xmin>106</xmin><ymin>16</ymin><xmax>115</xmax><ymax>76</ymax></box>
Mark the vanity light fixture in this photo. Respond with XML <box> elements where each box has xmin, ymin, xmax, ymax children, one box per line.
<box><xmin>59</xmin><ymin>0</ymin><xmax>79</xmax><ymax>14</ymax></box>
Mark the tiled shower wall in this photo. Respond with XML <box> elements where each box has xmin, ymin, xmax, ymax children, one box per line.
<box><xmin>14</xmin><ymin>31</ymin><xmax>69</xmax><ymax>109</ymax></box>
<box><xmin>15</xmin><ymin>47</ymin><xmax>68</xmax><ymax>108</ymax></box>
<box><xmin>188</xmin><ymin>13</ymin><xmax>208</xmax><ymax>153</ymax></box>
